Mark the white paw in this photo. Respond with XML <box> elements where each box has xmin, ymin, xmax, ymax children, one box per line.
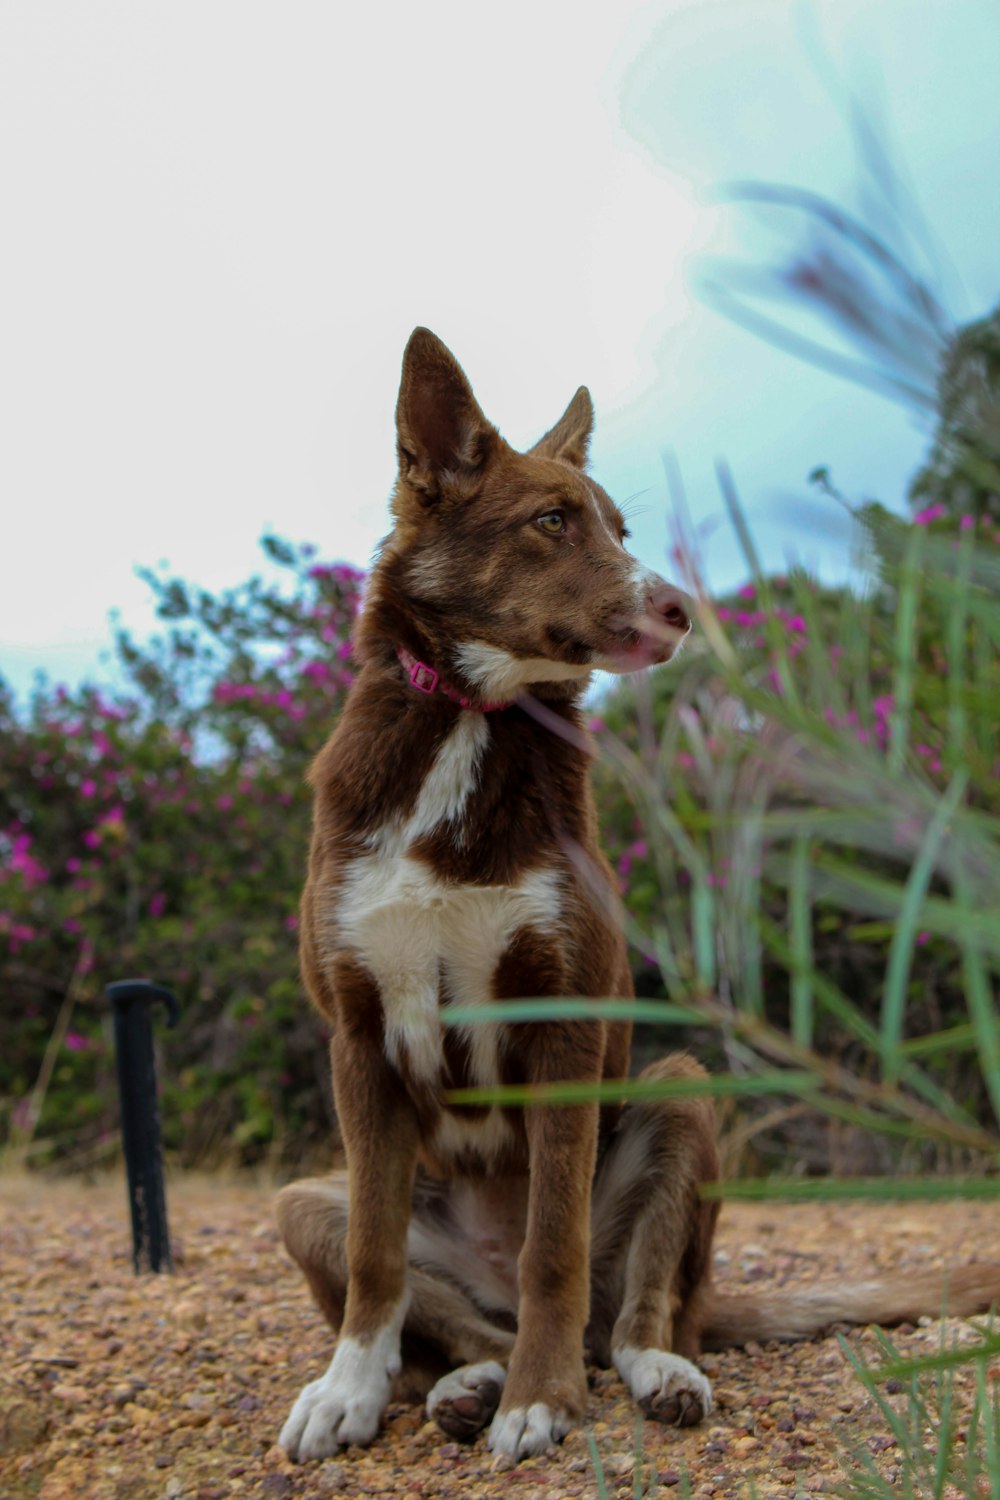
<box><xmin>427</xmin><ymin>1360</ymin><xmax>506</xmax><ymax>1438</ymax></box>
<box><xmin>614</xmin><ymin>1346</ymin><xmax>712</xmax><ymax>1426</ymax></box>
<box><xmin>279</xmin><ymin>1333</ymin><xmax>398</xmax><ymax>1459</ymax></box>
<box><xmin>487</xmin><ymin>1402</ymin><xmax>571</xmax><ymax>1459</ymax></box>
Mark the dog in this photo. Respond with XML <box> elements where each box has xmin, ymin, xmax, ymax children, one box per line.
<box><xmin>276</xmin><ymin>329</ymin><xmax>1000</xmax><ymax>1463</ymax></box>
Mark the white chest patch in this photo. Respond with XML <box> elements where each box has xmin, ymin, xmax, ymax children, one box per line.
<box><xmin>333</xmin><ymin>715</ymin><xmax>562</xmax><ymax>1129</ymax></box>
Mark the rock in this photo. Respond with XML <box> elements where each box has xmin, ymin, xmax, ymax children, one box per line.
<box><xmin>172</xmin><ymin>1298</ymin><xmax>208</xmax><ymax>1329</ymax></box>
<box><xmin>50</xmin><ymin>1384</ymin><xmax>88</xmax><ymax>1407</ymax></box>
<box><xmin>1</xmin><ymin>1397</ymin><xmax>49</xmax><ymax>1451</ymax></box>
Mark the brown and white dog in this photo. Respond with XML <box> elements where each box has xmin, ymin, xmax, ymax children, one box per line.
<box><xmin>276</xmin><ymin>330</ymin><xmax>1000</xmax><ymax>1463</ymax></box>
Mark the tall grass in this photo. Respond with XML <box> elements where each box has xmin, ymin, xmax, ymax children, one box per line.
<box><xmin>837</xmin><ymin>1324</ymin><xmax>1000</xmax><ymax>1500</ymax></box>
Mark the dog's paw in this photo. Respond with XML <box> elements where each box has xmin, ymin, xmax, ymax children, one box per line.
<box><xmin>279</xmin><ymin>1335</ymin><xmax>397</xmax><ymax>1459</ymax></box>
<box><xmin>614</xmin><ymin>1347</ymin><xmax>712</xmax><ymax>1427</ymax></box>
<box><xmin>427</xmin><ymin>1360</ymin><xmax>506</xmax><ymax>1441</ymax></box>
<box><xmin>487</xmin><ymin>1401</ymin><xmax>572</xmax><ymax>1459</ymax></box>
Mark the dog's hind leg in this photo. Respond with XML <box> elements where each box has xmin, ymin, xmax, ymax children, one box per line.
<box><xmin>277</xmin><ymin>1173</ymin><xmax>515</xmax><ymax>1428</ymax></box>
<box><xmin>588</xmin><ymin>1052</ymin><xmax>721</xmax><ymax>1428</ymax></box>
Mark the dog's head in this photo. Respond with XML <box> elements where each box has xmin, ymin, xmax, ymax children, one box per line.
<box><xmin>362</xmin><ymin>328</ymin><xmax>691</xmax><ymax>702</ymax></box>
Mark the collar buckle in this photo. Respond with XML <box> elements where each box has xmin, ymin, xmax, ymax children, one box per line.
<box><xmin>408</xmin><ymin>660</ymin><xmax>439</xmax><ymax>695</ymax></box>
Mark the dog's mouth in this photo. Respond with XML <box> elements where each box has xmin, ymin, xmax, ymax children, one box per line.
<box><xmin>544</xmin><ymin>626</ymin><xmax>597</xmax><ymax>665</ymax></box>
<box><xmin>598</xmin><ymin>612</ymin><xmax>690</xmax><ymax>673</ymax></box>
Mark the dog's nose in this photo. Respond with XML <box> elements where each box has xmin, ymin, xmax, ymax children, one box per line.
<box><xmin>648</xmin><ymin>584</ymin><xmax>691</xmax><ymax>633</ymax></box>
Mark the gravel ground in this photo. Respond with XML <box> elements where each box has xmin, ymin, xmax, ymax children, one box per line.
<box><xmin>1</xmin><ymin>1174</ymin><xmax>997</xmax><ymax>1500</ymax></box>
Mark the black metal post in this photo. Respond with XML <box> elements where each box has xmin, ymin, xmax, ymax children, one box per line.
<box><xmin>106</xmin><ymin>979</ymin><xmax>180</xmax><ymax>1274</ymax></box>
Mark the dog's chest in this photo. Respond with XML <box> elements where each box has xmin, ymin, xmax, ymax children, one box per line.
<box><xmin>333</xmin><ymin>713</ymin><xmax>562</xmax><ymax>1092</ymax></box>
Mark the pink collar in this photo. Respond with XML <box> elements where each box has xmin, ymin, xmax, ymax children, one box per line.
<box><xmin>396</xmin><ymin>646</ymin><xmax>514</xmax><ymax>713</ymax></box>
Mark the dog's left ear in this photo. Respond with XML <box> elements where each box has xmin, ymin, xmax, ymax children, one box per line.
<box><xmin>528</xmin><ymin>387</ymin><xmax>594</xmax><ymax>469</ymax></box>
<box><xmin>396</xmin><ymin>328</ymin><xmax>500</xmax><ymax>502</ymax></box>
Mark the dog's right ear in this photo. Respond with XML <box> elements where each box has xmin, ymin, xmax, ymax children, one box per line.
<box><xmin>528</xmin><ymin>386</ymin><xmax>594</xmax><ymax>469</ymax></box>
<box><xmin>395</xmin><ymin>329</ymin><xmax>500</xmax><ymax>503</ymax></box>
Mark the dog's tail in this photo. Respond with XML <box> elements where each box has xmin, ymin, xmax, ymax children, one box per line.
<box><xmin>701</xmin><ymin>1264</ymin><xmax>1000</xmax><ymax>1349</ymax></box>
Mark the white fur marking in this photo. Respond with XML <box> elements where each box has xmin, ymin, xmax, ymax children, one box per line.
<box><xmin>374</xmin><ymin>711</ymin><xmax>489</xmax><ymax>856</ymax></box>
<box><xmin>488</xmin><ymin>1401</ymin><xmax>571</xmax><ymax>1457</ymax></box>
<box><xmin>336</xmin><ymin>710</ymin><xmax>563</xmax><ymax>1105</ymax></box>
<box><xmin>426</xmin><ymin>1360</ymin><xmax>506</xmax><ymax>1424</ymax></box>
<box><xmin>279</xmin><ymin>1300</ymin><xmax>408</xmax><ymax>1459</ymax></box>
<box><xmin>613</xmin><ymin>1345</ymin><xmax>713</xmax><ymax>1419</ymax></box>
<box><xmin>455</xmin><ymin>640</ymin><xmax>593</xmax><ymax>698</ymax></box>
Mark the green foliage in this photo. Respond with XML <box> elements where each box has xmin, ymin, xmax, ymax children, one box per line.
<box><xmin>590</xmin><ymin>487</ymin><xmax>1000</xmax><ymax>1170</ymax></box>
<box><xmin>910</xmin><ymin>305</ymin><xmax>1000</xmax><ymax>524</ymax></box>
<box><xmin>0</xmin><ymin>539</ymin><xmax>363</xmax><ymax>1169</ymax></box>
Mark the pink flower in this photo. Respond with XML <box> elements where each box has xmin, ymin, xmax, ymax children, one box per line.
<box><xmin>914</xmin><ymin>503</ymin><xmax>946</xmax><ymax>525</ymax></box>
<box><xmin>8</xmin><ymin>837</ymin><xmax>48</xmax><ymax>885</ymax></box>
<box><xmin>960</xmin><ymin>514</ymin><xmax>975</xmax><ymax>532</ymax></box>
<box><xmin>738</xmin><ymin>584</ymin><xmax>756</xmax><ymax>600</ymax></box>
<box><xmin>217</xmin><ymin>794</ymin><xmax>234</xmax><ymax>811</ymax></box>
<box><xmin>285</xmin><ymin>914</ymin><xmax>299</xmax><ymax>932</ymax></box>
<box><xmin>65</xmin><ymin>1031</ymin><xmax>88</xmax><ymax>1052</ymax></box>
<box><xmin>149</xmin><ymin>892</ymin><xmax>166</xmax><ymax>918</ymax></box>
<box><xmin>80</xmin><ymin>778</ymin><xmax>97</xmax><ymax>797</ymax></box>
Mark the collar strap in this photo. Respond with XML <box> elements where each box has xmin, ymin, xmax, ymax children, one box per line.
<box><xmin>396</xmin><ymin>646</ymin><xmax>514</xmax><ymax>713</ymax></box>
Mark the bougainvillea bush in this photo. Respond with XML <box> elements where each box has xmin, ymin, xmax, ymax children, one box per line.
<box><xmin>1</xmin><ymin>538</ymin><xmax>362</xmax><ymax>1169</ymax></box>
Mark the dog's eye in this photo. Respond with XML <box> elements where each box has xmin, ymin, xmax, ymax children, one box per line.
<box><xmin>536</xmin><ymin>512</ymin><xmax>566</xmax><ymax>536</ymax></box>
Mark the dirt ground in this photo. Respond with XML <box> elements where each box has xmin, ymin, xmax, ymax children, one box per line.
<box><xmin>1</xmin><ymin>1174</ymin><xmax>997</xmax><ymax>1500</ymax></box>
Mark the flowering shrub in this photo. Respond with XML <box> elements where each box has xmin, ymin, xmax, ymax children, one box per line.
<box><xmin>0</xmin><ymin>537</ymin><xmax>362</xmax><ymax>1168</ymax></box>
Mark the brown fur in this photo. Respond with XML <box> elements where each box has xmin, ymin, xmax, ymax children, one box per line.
<box><xmin>277</xmin><ymin>330</ymin><xmax>1000</xmax><ymax>1462</ymax></box>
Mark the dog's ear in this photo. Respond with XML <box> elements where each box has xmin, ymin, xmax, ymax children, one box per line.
<box><xmin>395</xmin><ymin>329</ymin><xmax>500</xmax><ymax>502</ymax></box>
<box><xmin>528</xmin><ymin>387</ymin><xmax>594</xmax><ymax>469</ymax></box>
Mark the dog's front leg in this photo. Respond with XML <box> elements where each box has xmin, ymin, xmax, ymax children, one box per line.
<box><xmin>280</xmin><ymin>1006</ymin><xmax>419</xmax><ymax>1461</ymax></box>
<box><xmin>488</xmin><ymin>1026</ymin><xmax>601</xmax><ymax>1460</ymax></box>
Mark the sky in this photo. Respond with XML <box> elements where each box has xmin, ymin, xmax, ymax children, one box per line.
<box><xmin>2</xmin><ymin>0</ymin><xmax>999</xmax><ymax>703</ymax></box>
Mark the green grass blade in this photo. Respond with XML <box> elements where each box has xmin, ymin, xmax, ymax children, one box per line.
<box><xmin>881</xmin><ymin>768</ymin><xmax>969</xmax><ymax>1081</ymax></box>
<box><xmin>788</xmin><ymin>834</ymin><xmax>814</xmax><ymax>1046</ymax></box>
<box><xmin>702</xmin><ymin>1175</ymin><xmax>1000</xmax><ymax>1202</ymax></box>
<box><xmin>446</xmin><ymin>1069</ymin><xmax>820</xmax><ymax>1109</ymax></box>
<box><xmin>586</xmin><ymin>1429</ymin><xmax>611</xmax><ymax>1500</ymax></box>
<box><xmin>954</xmin><ymin>861</ymin><xmax>1000</xmax><ymax>1127</ymax></box>
<box><xmin>440</xmin><ymin>997</ymin><xmax>705</xmax><ymax>1027</ymax></box>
